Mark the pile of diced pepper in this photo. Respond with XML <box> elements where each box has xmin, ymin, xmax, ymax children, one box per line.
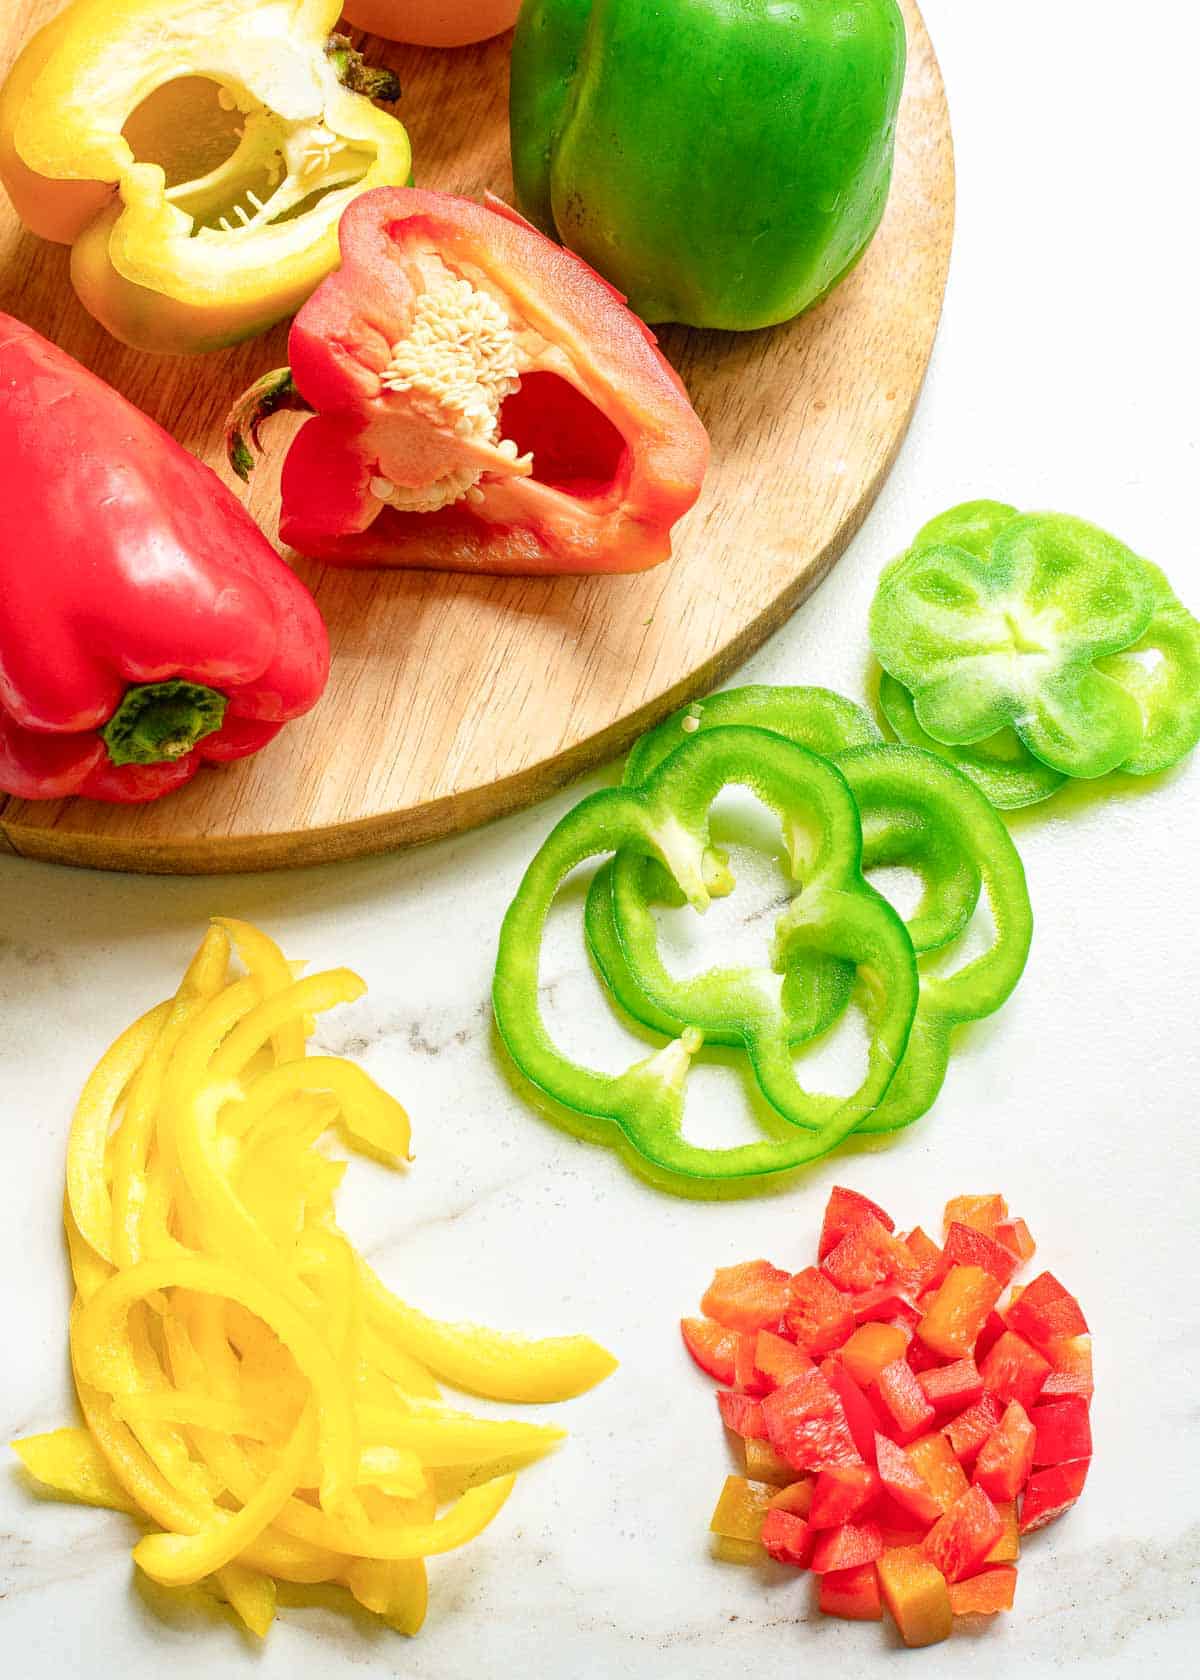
<box><xmin>685</xmin><ymin>1189</ymin><xmax>1093</xmax><ymax>1646</ymax></box>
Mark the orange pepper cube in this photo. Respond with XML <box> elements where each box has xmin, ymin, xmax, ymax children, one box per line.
<box><xmin>918</xmin><ymin>1265</ymin><xmax>1003</xmax><ymax>1360</ymax></box>
<box><xmin>841</xmin><ymin>1322</ymin><xmax>909</xmax><ymax>1388</ymax></box>
<box><xmin>943</xmin><ymin>1195</ymin><xmax>1007</xmax><ymax>1239</ymax></box>
<box><xmin>877</xmin><ymin>1545</ymin><xmax>953</xmax><ymax>1647</ymax></box>
<box><xmin>984</xmin><ymin>1500</ymin><xmax>1020</xmax><ymax>1564</ymax></box>
<box><xmin>905</xmin><ymin>1431</ymin><xmax>970</xmax><ymax>1511</ymax></box>
<box><xmin>949</xmin><ymin>1565</ymin><xmax>1017</xmax><ymax>1616</ymax></box>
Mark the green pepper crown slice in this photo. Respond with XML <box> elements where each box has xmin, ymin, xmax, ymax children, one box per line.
<box><xmin>1096</xmin><ymin>561</ymin><xmax>1200</xmax><ymax>776</ymax></box>
<box><xmin>493</xmin><ymin>727</ymin><xmax>919</xmax><ymax>1184</ymax></box>
<box><xmin>869</xmin><ymin>511</ymin><xmax>1158</xmax><ymax>779</ymax></box>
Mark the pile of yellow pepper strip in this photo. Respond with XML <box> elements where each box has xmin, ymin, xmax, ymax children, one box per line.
<box><xmin>13</xmin><ymin>919</ymin><xmax>615</xmax><ymax>1638</ymax></box>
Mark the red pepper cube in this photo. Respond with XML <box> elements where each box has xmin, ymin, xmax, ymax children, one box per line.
<box><xmin>975</xmin><ymin>1310</ymin><xmax>1009</xmax><ymax>1363</ymax></box>
<box><xmin>905</xmin><ymin>1432</ymin><xmax>971</xmax><ymax>1512</ymax></box>
<box><xmin>808</xmin><ymin>1462</ymin><xmax>882</xmax><ymax>1529</ymax></box>
<box><xmin>878</xmin><ymin>1494</ymin><xmax>935</xmax><ymax>1549</ymax></box>
<box><xmin>1043</xmin><ymin>1332</ymin><xmax>1094</xmax><ymax>1402</ymax></box>
<box><xmin>922</xmin><ymin>1484</ymin><xmax>1004</xmax><ymax>1582</ymax></box>
<box><xmin>943</xmin><ymin>1392</ymin><xmax>1003</xmax><ymax>1467</ymax></box>
<box><xmin>681</xmin><ymin>1316</ymin><xmax>737</xmax><ymax>1386</ymax></box>
<box><xmin>1006</xmin><ymin>1271</ymin><xmax>1089</xmax><ymax>1348</ymax></box>
<box><xmin>876</xmin><ymin>1434</ymin><xmax>944</xmax><ymax>1527</ymax></box>
<box><xmin>717</xmin><ymin>1390</ymin><xmax>768</xmax><ymax>1440</ymax></box>
<box><xmin>875</xmin><ymin>1358</ymin><xmax>937</xmax><ymax>1444</ymax></box>
<box><xmin>819</xmin><ymin>1186</ymin><xmax>895</xmax><ymax>1261</ymax></box>
<box><xmin>917</xmin><ymin>1358</ymin><xmax>984</xmax><ymax>1416</ymax></box>
<box><xmin>761</xmin><ymin>1368</ymin><xmax>862</xmax><ymax>1473</ymax></box>
<box><xmin>1030</xmin><ymin>1396</ymin><xmax>1092</xmax><ymax>1467</ymax></box>
<box><xmin>1019</xmin><ymin>1460</ymin><xmax>1090</xmax><ymax>1533</ymax></box>
<box><xmin>785</xmin><ymin>1267</ymin><xmax>855</xmax><ymax>1356</ymax></box>
<box><xmin>733</xmin><ymin>1332</ymin><xmax>768</xmax><ymax>1395</ymax></box>
<box><xmin>974</xmin><ymin>1400</ymin><xmax>1036</xmax><ymax>1502</ymax></box>
<box><xmin>943</xmin><ymin>1221</ymin><xmax>1018</xmax><ymax>1286</ymax></box>
<box><xmin>702</xmin><ymin>1260</ymin><xmax>791</xmax><ymax>1331</ymax></box>
<box><xmin>917</xmin><ymin>1266</ymin><xmax>1004</xmax><ymax>1361</ymax></box>
<box><xmin>819</xmin><ymin>1562</ymin><xmax>883</xmax><ymax>1621</ymax></box>
<box><xmin>979</xmin><ymin>1329</ymin><xmax>1051</xmax><ymax>1412</ymax></box>
<box><xmin>903</xmin><ymin>1226</ymin><xmax>948</xmax><ymax>1294</ymax></box>
<box><xmin>905</xmin><ymin>1334</ymin><xmax>944</xmax><ymax>1376</ymax></box>
<box><xmin>820</xmin><ymin>1356</ymin><xmax>880</xmax><ymax>1465</ymax></box>
<box><xmin>822</xmin><ymin>1215</ymin><xmax>917</xmax><ymax>1295</ymax></box>
<box><xmin>949</xmin><ymin>1565</ymin><xmax>1017</xmax><ymax>1616</ymax></box>
<box><xmin>760</xmin><ymin>1507</ymin><xmax>814</xmax><ymax>1568</ymax></box>
<box><xmin>849</xmin><ymin>1286</ymin><xmax>920</xmax><ymax>1328</ymax></box>
<box><xmin>943</xmin><ymin>1195</ymin><xmax>1007</xmax><ymax>1239</ymax></box>
<box><xmin>996</xmin><ymin>1217</ymin><xmax>1036</xmax><ymax>1264</ymax></box>
<box><xmin>754</xmin><ymin>1329</ymin><xmax>814</xmax><ymax>1392</ymax></box>
<box><xmin>810</xmin><ymin>1519</ymin><xmax>884</xmax><ymax>1574</ymax></box>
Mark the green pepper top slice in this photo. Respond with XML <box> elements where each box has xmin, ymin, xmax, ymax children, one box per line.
<box><xmin>870</xmin><ymin>511</ymin><xmax>1158</xmax><ymax>779</ymax></box>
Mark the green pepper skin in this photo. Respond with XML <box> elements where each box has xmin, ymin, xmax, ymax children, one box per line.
<box><xmin>509</xmin><ymin>0</ymin><xmax>907</xmax><ymax>329</ymax></box>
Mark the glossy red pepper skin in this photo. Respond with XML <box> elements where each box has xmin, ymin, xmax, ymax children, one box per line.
<box><xmin>275</xmin><ymin>189</ymin><xmax>709</xmax><ymax>575</ymax></box>
<box><xmin>0</xmin><ymin>316</ymin><xmax>328</xmax><ymax>803</ymax></box>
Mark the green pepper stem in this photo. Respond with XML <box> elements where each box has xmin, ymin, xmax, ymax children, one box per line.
<box><xmin>102</xmin><ymin>681</ymin><xmax>228</xmax><ymax>767</ymax></box>
<box><xmin>224</xmin><ymin>367</ymin><xmax>313</xmax><ymax>482</ymax></box>
<box><xmin>326</xmin><ymin>35</ymin><xmax>401</xmax><ymax>103</ymax></box>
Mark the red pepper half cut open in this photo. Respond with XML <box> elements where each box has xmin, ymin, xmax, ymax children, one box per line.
<box><xmin>228</xmin><ymin>189</ymin><xmax>710</xmax><ymax>575</ymax></box>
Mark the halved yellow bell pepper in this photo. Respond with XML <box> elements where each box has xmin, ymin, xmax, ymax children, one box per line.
<box><xmin>0</xmin><ymin>0</ymin><xmax>412</xmax><ymax>352</ymax></box>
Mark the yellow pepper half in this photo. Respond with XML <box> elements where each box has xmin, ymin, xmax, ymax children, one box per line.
<box><xmin>0</xmin><ymin>0</ymin><xmax>412</xmax><ymax>352</ymax></box>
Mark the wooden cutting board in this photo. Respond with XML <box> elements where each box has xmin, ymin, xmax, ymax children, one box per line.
<box><xmin>0</xmin><ymin>0</ymin><xmax>953</xmax><ymax>874</ymax></box>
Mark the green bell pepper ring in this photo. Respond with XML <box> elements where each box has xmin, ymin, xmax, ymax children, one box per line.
<box><xmin>869</xmin><ymin>512</ymin><xmax>1158</xmax><ymax>779</ymax></box>
<box><xmin>509</xmin><ymin>0</ymin><xmax>907</xmax><ymax>330</ymax></box>
<box><xmin>1097</xmin><ymin>561</ymin><xmax>1200</xmax><ymax>775</ymax></box>
<box><xmin>493</xmin><ymin>727</ymin><xmax>919</xmax><ymax>1181</ymax></box>
<box><xmin>878</xmin><ymin>669</ymin><xmax>1067</xmax><ymax>811</ymax></box>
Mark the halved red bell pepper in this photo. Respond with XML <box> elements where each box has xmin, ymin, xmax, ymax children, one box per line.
<box><xmin>979</xmin><ymin>1331</ymin><xmax>1051</xmax><ymax>1412</ymax></box>
<box><xmin>0</xmin><ymin>315</ymin><xmax>327</xmax><ymax>803</ymax></box>
<box><xmin>785</xmin><ymin>1267</ymin><xmax>855</xmax><ymax>1355</ymax></box>
<box><xmin>232</xmin><ymin>189</ymin><xmax>709</xmax><ymax>575</ymax></box>
<box><xmin>922</xmin><ymin>1484</ymin><xmax>1004</xmax><ymax>1582</ymax></box>
<box><xmin>819</xmin><ymin>1186</ymin><xmax>896</xmax><ymax>1260</ymax></box>
<box><xmin>973</xmin><ymin>1400</ymin><xmax>1036</xmax><ymax>1503</ymax></box>
<box><xmin>703</xmin><ymin>1261</ymin><xmax>791</xmax><ymax>1333</ymax></box>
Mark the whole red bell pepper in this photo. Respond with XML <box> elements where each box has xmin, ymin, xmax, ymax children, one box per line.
<box><xmin>228</xmin><ymin>188</ymin><xmax>710</xmax><ymax>575</ymax></box>
<box><xmin>0</xmin><ymin>316</ymin><xmax>328</xmax><ymax>803</ymax></box>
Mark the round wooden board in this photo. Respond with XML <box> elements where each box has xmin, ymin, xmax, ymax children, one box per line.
<box><xmin>0</xmin><ymin>0</ymin><xmax>953</xmax><ymax>875</ymax></box>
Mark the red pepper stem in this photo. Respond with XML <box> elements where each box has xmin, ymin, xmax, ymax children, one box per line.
<box><xmin>102</xmin><ymin>680</ymin><xmax>228</xmax><ymax>767</ymax></box>
<box><xmin>224</xmin><ymin>367</ymin><xmax>314</xmax><ymax>483</ymax></box>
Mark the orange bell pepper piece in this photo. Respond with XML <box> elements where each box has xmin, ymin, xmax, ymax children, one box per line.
<box><xmin>841</xmin><ymin>1323</ymin><xmax>909</xmax><ymax>1389</ymax></box>
<box><xmin>949</xmin><ymin>1565</ymin><xmax>1017</xmax><ymax>1616</ymax></box>
<box><xmin>943</xmin><ymin>1194</ymin><xmax>1007</xmax><ymax>1239</ymax></box>
<box><xmin>877</xmin><ymin>1545</ymin><xmax>953</xmax><ymax>1647</ymax></box>
<box><xmin>917</xmin><ymin>1266</ymin><xmax>1003</xmax><ymax>1360</ymax></box>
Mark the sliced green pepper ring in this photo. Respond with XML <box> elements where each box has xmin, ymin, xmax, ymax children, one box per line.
<box><xmin>493</xmin><ymin>727</ymin><xmax>919</xmax><ymax>1181</ymax></box>
<box><xmin>878</xmin><ymin>669</ymin><xmax>1067</xmax><ymax>811</ymax></box>
<box><xmin>1098</xmin><ymin>561</ymin><xmax>1200</xmax><ymax>775</ymax></box>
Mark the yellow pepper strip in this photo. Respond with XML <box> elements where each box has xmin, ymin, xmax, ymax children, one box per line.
<box><xmin>355</xmin><ymin>1447</ymin><xmax>428</xmax><ymax>1499</ymax></box>
<box><xmin>66</xmin><ymin>1001</ymin><xmax>171</xmax><ymax>1262</ymax></box>
<box><xmin>12</xmin><ymin>1427</ymin><xmax>140</xmax><ymax>1515</ymax></box>
<box><xmin>111</xmin><ymin>1391</ymin><xmax>280</xmax><ymax>1443</ymax></box>
<box><xmin>73</xmin><ymin>1257</ymin><xmax>359</xmax><ymax>1517</ymax></box>
<box><xmin>361</xmin><ymin>1330</ymin><xmax>441</xmax><ymax>1401</ymax></box>
<box><xmin>341</xmin><ymin>1475</ymin><xmax>516</xmax><ymax>1562</ymax></box>
<box><xmin>236</xmin><ymin>1059</ymin><xmax>411</xmax><ymax>1162</ymax></box>
<box><xmin>344</xmin><ymin>1558</ymin><xmax>428</xmax><ymax>1636</ymax></box>
<box><xmin>64</xmin><ymin>1198</ymin><xmax>113</xmax><ymax>1304</ymax></box>
<box><xmin>209</xmin><ymin>973</ymin><xmax>367</xmax><ymax>1080</ymax></box>
<box><xmin>133</xmin><ymin>1405</ymin><xmax>318</xmax><ymax>1588</ymax></box>
<box><xmin>358</xmin><ymin>1404</ymin><xmax>565</xmax><ymax>1470</ymax></box>
<box><xmin>216</xmin><ymin>919</ymin><xmax>306</xmax><ymax>1067</ymax></box>
<box><xmin>361</xmin><ymin>1266</ymin><xmax>619</xmax><ymax>1404</ymax></box>
<box><xmin>214</xmin><ymin>1562</ymin><xmax>277</xmax><ymax>1639</ymax></box>
<box><xmin>111</xmin><ymin>927</ymin><xmax>231</xmax><ymax>1267</ymax></box>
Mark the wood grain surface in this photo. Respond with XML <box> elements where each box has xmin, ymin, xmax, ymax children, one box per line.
<box><xmin>0</xmin><ymin>0</ymin><xmax>954</xmax><ymax>874</ymax></box>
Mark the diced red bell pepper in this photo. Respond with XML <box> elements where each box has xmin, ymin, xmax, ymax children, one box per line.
<box><xmin>1042</xmin><ymin>1332</ymin><xmax>1094</xmax><ymax>1403</ymax></box>
<box><xmin>906</xmin><ymin>1433</ymin><xmax>970</xmax><ymax>1512</ymax></box>
<box><xmin>985</xmin><ymin>1500</ymin><xmax>1020</xmax><ymax>1564</ymax></box>
<box><xmin>760</xmin><ymin>1508</ymin><xmax>814</xmax><ymax>1567</ymax></box>
<box><xmin>917</xmin><ymin>1359</ymin><xmax>984</xmax><ymax>1417</ymax></box>
<box><xmin>808</xmin><ymin>1463</ymin><xmax>882</xmax><ymax>1529</ymax></box>
<box><xmin>875</xmin><ymin>1359</ymin><xmax>937</xmax><ymax>1444</ymax></box>
<box><xmin>949</xmin><ymin>1566</ymin><xmax>1017</xmax><ymax>1616</ymax></box>
<box><xmin>975</xmin><ymin>1310</ymin><xmax>1009</xmax><ymax>1363</ymax></box>
<box><xmin>820</xmin><ymin>1356</ymin><xmax>880</xmax><ymax>1465</ymax></box>
<box><xmin>849</xmin><ymin>1287</ymin><xmax>921</xmax><ymax>1330</ymax></box>
<box><xmin>709</xmin><ymin>1475</ymin><xmax>775</xmax><ymax>1543</ymax></box>
<box><xmin>842</xmin><ymin>1323</ymin><xmax>910</xmax><ymax>1389</ymax></box>
<box><xmin>979</xmin><ymin>1330</ymin><xmax>1051</xmax><ymax>1412</ymax></box>
<box><xmin>1006</xmin><ymin>1272</ymin><xmax>1089</xmax><ymax>1348</ymax></box>
<box><xmin>769</xmin><ymin>1478</ymin><xmax>815</xmax><ymax>1519</ymax></box>
<box><xmin>1040</xmin><ymin>1368</ymin><xmax>1093</xmax><ymax>1405</ymax></box>
<box><xmin>785</xmin><ymin>1267</ymin><xmax>855</xmax><ymax>1355</ymax></box>
<box><xmin>754</xmin><ymin>1330</ymin><xmax>814</xmax><ymax>1392</ymax></box>
<box><xmin>996</xmin><ymin>1217</ymin><xmax>1036</xmax><ymax>1264</ymax></box>
<box><xmin>877</xmin><ymin>1546</ymin><xmax>953</xmax><ymax>1647</ymax></box>
<box><xmin>680</xmin><ymin>1317</ymin><xmax>737</xmax><ymax>1386</ymax></box>
<box><xmin>922</xmin><ymin>1484</ymin><xmax>1004</xmax><ymax>1582</ymax></box>
<box><xmin>875</xmin><ymin>1435</ymin><xmax>944</xmax><ymax>1528</ymax></box>
<box><xmin>1019</xmin><ymin>1460</ymin><xmax>1089</xmax><ymax>1533</ymax></box>
<box><xmin>743</xmin><ymin>1440</ymin><xmax>796</xmax><ymax>1485</ymax></box>
<box><xmin>943</xmin><ymin>1195</ymin><xmax>1007</xmax><ymax>1239</ymax></box>
<box><xmin>717</xmin><ymin>1390</ymin><xmax>768</xmax><ymax>1440</ymax></box>
<box><xmin>819</xmin><ymin>1186</ymin><xmax>895</xmax><ymax>1261</ymax></box>
<box><xmin>822</xmin><ymin>1215</ymin><xmax>917</xmax><ymax>1294</ymax></box>
<box><xmin>943</xmin><ymin>1392</ymin><xmax>1003</xmax><ymax>1467</ymax></box>
<box><xmin>905</xmin><ymin>1334</ymin><xmax>945</xmax><ymax>1376</ymax></box>
<box><xmin>1030</xmin><ymin>1396</ymin><xmax>1092</xmax><ymax>1467</ymax></box>
<box><xmin>810</xmin><ymin>1519</ymin><xmax>884</xmax><ymax>1574</ymax></box>
<box><xmin>733</xmin><ymin>1332</ymin><xmax>768</xmax><ymax>1395</ymax></box>
<box><xmin>917</xmin><ymin>1266</ymin><xmax>1004</xmax><ymax>1360</ymax></box>
<box><xmin>943</xmin><ymin>1222</ymin><xmax>1018</xmax><ymax>1286</ymax></box>
<box><xmin>903</xmin><ymin>1226</ymin><xmax>948</xmax><ymax>1294</ymax></box>
<box><xmin>878</xmin><ymin>1499</ymin><xmax>935</xmax><ymax>1549</ymax></box>
<box><xmin>702</xmin><ymin>1260</ymin><xmax>791</xmax><ymax>1332</ymax></box>
<box><xmin>761</xmin><ymin>1369</ymin><xmax>862</xmax><ymax>1473</ymax></box>
<box><xmin>819</xmin><ymin>1562</ymin><xmax>883</xmax><ymax>1620</ymax></box>
<box><xmin>973</xmin><ymin>1400</ymin><xmax>1036</xmax><ymax>1502</ymax></box>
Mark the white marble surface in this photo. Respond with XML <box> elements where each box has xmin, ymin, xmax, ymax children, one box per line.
<box><xmin>3</xmin><ymin>2</ymin><xmax>1199</xmax><ymax>1673</ymax></box>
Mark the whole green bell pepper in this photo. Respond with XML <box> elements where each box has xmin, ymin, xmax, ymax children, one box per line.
<box><xmin>509</xmin><ymin>0</ymin><xmax>907</xmax><ymax>330</ymax></box>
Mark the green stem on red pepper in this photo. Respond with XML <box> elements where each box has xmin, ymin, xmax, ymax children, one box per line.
<box><xmin>101</xmin><ymin>681</ymin><xmax>228</xmax><ymax>766</ymax></box>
